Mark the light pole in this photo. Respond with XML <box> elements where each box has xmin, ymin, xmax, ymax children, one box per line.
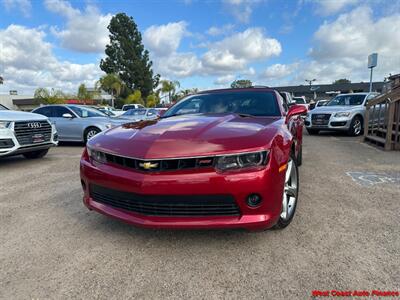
<box><xmin>305</xmin><ymin>79</ymin><xmax>316</xmax><ymax>100</ymax></box>
<box><xmin>368</xmin><ymin>53</ymin><xmax>378</xmax><ymax>93</ymax></box>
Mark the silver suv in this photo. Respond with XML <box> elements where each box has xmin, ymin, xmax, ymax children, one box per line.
<box><xmin>305</xmin><ymin>92</ymin><xmax>379</xmax><ymax>136</ymax></box>
<box><xmin>0</xmin><ymin>105</ymin><xmax>58</xmax><ymax>159</ymax></box>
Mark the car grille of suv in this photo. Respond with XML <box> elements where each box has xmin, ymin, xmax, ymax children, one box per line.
<box><xmin>103</xmin><ymin>152</ymin><xmax>215</xmax><ymax>172</ymax></box>
<box><xmin>90</xmin><ymin>184</ymin><xmax>240</xmax><ymax>217</ymax></box>
<box><xmin>311</xmin><ymin>114</ymin><xmax>331</xmax><ymax>126</ymax></box>
<box><xmin>14</xmin><ymin>121</ymin><xmax>52</xmax><ymax>145</ymax></box>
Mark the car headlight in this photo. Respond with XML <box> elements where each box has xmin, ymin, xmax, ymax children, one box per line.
<box><xmin>215</xmin><ymin>151</ymin><xmax>268</xmax><ymax>171</ymax></box>
<box><xmin>87</xmin><ymin>147</ymin><xmax>107</xmax><ymax>163</ymax></box>
<box><xmin>334</xmin><ymin>112</ymin><xmax>351</xmax><ymax>117</ymax></box>
<box><xmin>0</xmin><ymin>121</ymin><xmax>11</xmax><ymax>129</ymax></box>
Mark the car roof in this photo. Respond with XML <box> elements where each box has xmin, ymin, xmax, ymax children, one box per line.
<box><xmin>197</xmin><ymin>87</ymin><xmax>275</xmax><ymax>94</ymax></box>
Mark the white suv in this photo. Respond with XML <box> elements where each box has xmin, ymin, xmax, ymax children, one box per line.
<box><xmin>0</xmin><ymin>105</ymin><xmax>58</xmax><ymax>159</ymax></box>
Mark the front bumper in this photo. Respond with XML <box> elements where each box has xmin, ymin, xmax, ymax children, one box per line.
<box><xmin>305</xmin><ymin>115</ymin><xmax>351</xmax><ymax>131</ymax></box>
<box><xmin>80</xmin><ymin>153</ymin><xmax>285</xmax><ymax>230</ymax></box>
<box><xmin>0</xmin><ymin>124</ymin><xmax>58</xmax><ymax>157</ymax></box>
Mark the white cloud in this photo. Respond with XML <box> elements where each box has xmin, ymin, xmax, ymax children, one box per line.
<box><xmin>214</xmin><ymin>74</ymin><xmax>236</xmax><ymax>85</ymax></box>
<box><xmin>207</xmin><ymin>24</ymin><xmax>234</xmax><ymax>36</ymax></box>
<box><xmin>2</xmin><ymin>0</ymin><xmax>32</xmax><ymax>17</ymax></box>
<box><xmin>0</xmin><ymin>25</ymin><xmax>102</xmax><ymax>94</ymax></box>
<box><xmin>261</xmin><ymin>63</ymin><xmax>298</xmax><ymax>79</ymax></box>
<box><xmin>154</xmin><ymin>52</ymin><xmax>202</xmax><ymax>77</ymax></box>
<box><xmin>222</xmin><ymin>0</ymin><xmax>261</xmax><ymax>23</ymax></box>
<box><xmin>303</xmin><ymin>6</ymin><xmax>400</xmax><ymax>83</ymax></box>
<box><xmin>45</xmin><ymin>0</ymin><xmax>112</xmax><ymax>53</ymax></box>
<box><xmin>310</xmin><ymin>0</ymin><xmax>359</xmax><ymax>16</ymax></box>
<box><xmin>143</xmin><ymin>21</ymin><xmax>188</xmax><ymax>56</ymax></box>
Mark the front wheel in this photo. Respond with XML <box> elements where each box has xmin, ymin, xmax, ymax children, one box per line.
<box><xmin>274</xmin><ymin>153</ymin><xmax>299</xmax><ymax>229</ymax></box>
<box><xmin>348</xmin><ymin>116</ymin><xmax>363</xmax><ymax>136</ymax></box>
<box><xmin>84</xmin><ymin>127</ymin><xmax>101</xmax><ymax>143</ymax></box>
<box><xmin>23</xmin><ymin>149</ymin><xmax>49</xmax><ymax>159</ymax></box>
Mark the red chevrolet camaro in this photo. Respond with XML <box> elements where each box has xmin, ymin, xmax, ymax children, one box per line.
<box><xmin>80</xmin><ymin>87</ymin><xmax>307</xmax><ymax>230</ymax></box>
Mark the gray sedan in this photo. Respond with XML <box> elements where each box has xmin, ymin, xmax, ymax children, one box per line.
<box><xmin>32</xmin><ymin>105</ymin><xmax>129</xmax><ymax>142</ymax></box>
<box><xmin>119</xmin><ymin>108</ymin><xmax>160</xmax><ymax>121</ymax></box>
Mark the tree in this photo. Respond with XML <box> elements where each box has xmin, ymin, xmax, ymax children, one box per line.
<box><xmin>96</xmin><ymin>73</ymin><xmax>124</xmax><ymax>107</ymax></box>
<box><xmin>0</xmin><ymin>76</ymin><xmax>3</xmax><ymax>85</ymax></box>
<box><xmin>100</xmin><ymin>13</ymin><xmax>159</xmax><ymax>98</ymax></box>
<box><xmin>333</xmin><ymin>78</ymin><xmax>351</xmax><ymax>84</ymax></box>
<box><xmin>77</xmin><ymin>83</ymin><xmax>91</xmax><ymax>101</ymax></box>
<box><xmin>231</xmin><ymin>79</ymin><xmax>252</xmax><ymax>88</ymax></box>
<box><xmin>146</xmin><ymin>94</ymin><xmax>160</xmax><ymax>107</ymax></box>
<box><xmin>125</xmin><ymin>90</ymin><xmax>144</xmax><ymax>105</ymax></box>
<box><xmin>34</xmin><ymin>88</ymin><xmax>65</xmax><ymax>104</ymax></box>
<box><xmin>158</xmin><ymin>80</ymin><xmax>180</xmax><ymax>102</ymax></box>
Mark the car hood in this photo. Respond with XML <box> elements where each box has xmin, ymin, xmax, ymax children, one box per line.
<box><xmin>89</xmin><ymin>114</ymin><xmax>282</xmax><ymax>159</ymax></box>
<box><xmin>310</xmin><ymin>105</ymin><xmax>361</xmax><ymax>114</ymax></box>
<box><xmin>0</xmin><ymin>110</ymin><xmax>48</xmax><ymax>121</ymax></box>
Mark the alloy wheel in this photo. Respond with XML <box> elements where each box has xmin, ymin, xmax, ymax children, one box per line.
<box><xmin>353</xmin><ymin>119</ymin><xmax>362</xmax><ymax>135</ymax></box>
<box><xmin>280</xmin><ymin>158</ymin><xmax>298</xmax><ymax>221</ymax></box>
<box><xmin>87</xmin><ymin>130</ymin><xmax>99</xmax><ymax>140</ymax></box>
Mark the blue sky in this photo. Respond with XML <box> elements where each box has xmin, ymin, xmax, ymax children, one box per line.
<box><xmin>0</xmin><ymin>0</ymin><xmax>399</xmax><ymax>95</ymax></box>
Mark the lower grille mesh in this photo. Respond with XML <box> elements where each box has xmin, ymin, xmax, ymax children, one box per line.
<box><xmin>90</xmin><ymin>184</ymin><xmax>240</xmax><ymax>217</ymax></box>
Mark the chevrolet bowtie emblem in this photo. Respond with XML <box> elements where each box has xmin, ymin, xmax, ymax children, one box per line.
<box><xmin>140</xmin><ymin>162</ymin><xmax>159</xmax><ymax>169</ymax></box>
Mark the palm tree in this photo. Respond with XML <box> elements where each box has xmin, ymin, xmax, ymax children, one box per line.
<box><xmin>158</xmin><ymin>80</ymin><xmax>180</xmax><ymax>103</ymax></box>
<box><xmin>34</xmin><ymin>88</ymin><xmax>65</xmax><ymax>104</ymax></box>
<box><xmin>96</xmin><ymin>74</ymin><xmax>124</xmax><ymax>108</ymax></box>
<box><xmin>0</xmin><ymin>76</ymin><xmax>4</xmax><ymax>85</ymax></box>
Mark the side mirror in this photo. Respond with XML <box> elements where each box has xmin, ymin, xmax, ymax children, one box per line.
<box><xmin>62</xmin><ymin>113</ymin><xmax>74</xmax><ymax>119</ymax></box>
<box><xmin>285</xmin><ymin>104</ymin><xmax>307</xmax><ymax>123</ymax></box>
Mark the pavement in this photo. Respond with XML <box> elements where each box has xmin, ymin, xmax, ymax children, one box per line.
<box><xmin>0</xmin><ymin>133</ymin><xmax>399</xmax><ymax>299</ymax></box>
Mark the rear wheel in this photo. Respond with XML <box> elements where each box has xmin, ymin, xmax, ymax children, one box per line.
<box><xmin>84</xmin><ymin>127</ymin><xmax>101</xmax><ymax>143</ymax></box>
<box><xmin>306</xmin><ymin>128</ymin><xmax>319</xmax><ymax>135</ymax></box>
<box><xmin>23</xmin><ymin>149</ymin><xmax>49</xmax><ymax>159</ymax></box>
<box><xmin>348</xmin><ymin>116</ymin><xmax>363</xmax><ymax>136</ymax></box>
<box><xmin>274</xmin><ymin>153</ymin><xmax>299</xmax><ymax>229</ymax></box>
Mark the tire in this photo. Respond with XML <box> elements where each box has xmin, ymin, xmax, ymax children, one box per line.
<box><xmin>297</xmin><ymin>145</ymin><xmax>302</xmax><ymax>167</ymax></box>
<box><xmin>84</xmin><ymin>127</ymin><xmax>101</xmax><ymax>143</ymax></box>
<box><xmin>273</xmin><ymin>153</ymin><xmax>299</xmax><ymax>229</ymax></box>
<box><xmin>306</xmin><ymin>128</ymin><xmax>319</xmax><ymax>135</ymax></box>
<box><xmin>348</xmin><ymin>116</ymin><xmax>363</xmax><ymax>136</ymax></box>
<box><xmin>23</xmin><ymin>149</ymin><xmax>49</xmax><ymax>159</ymax></box>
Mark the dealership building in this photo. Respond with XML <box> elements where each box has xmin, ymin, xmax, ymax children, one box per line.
<box><xmin>273</xmin><ymin>81</ymin><xmax>385</xmax><ymax>101</ymax></box>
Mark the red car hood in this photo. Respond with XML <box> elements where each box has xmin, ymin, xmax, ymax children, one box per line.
<box><xmin>89</xmin><ymin>114</ymin><xmax>282</xmax><ymax>159</ymax></box>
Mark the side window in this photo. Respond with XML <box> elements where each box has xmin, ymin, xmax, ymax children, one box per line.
<box><xmin>34</xmin><ymin>106</ymin><xmax>53</xmax><ymax>117</ymax></box>
<box><xmin>277</xmin><ymin>94</ymin><xmax>288</xmax><ymax>112</ymax></box>
<box><xmin>53</xmin><ymin>106</ymin><xmax>72</xmax><ymax>117</ymax></box>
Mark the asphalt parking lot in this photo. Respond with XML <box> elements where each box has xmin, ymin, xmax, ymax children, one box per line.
<box><xmin>1</xmin><ymin>132</ymin><xmax>399</xmax><ymax>299</ymax></box>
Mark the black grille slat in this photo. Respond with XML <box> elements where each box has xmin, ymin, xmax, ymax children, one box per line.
<box><xmin>90</xmin><ymin>184</ymin><xmax>240</xmax><ymax>217</ymax></box>
<box><xmin>100</xmin><ymin>152</ymin><xmax>214</xmax><ymax>172</ymax></box>
<box><xmin>14</xmin><ymin>121</ymin><xmax>52</xmax><ymax>145</ymax></box>
<box><xmin>311</xmin><ymin>114</ymin><xmax>331</xmax><ymax>126</ymax></box>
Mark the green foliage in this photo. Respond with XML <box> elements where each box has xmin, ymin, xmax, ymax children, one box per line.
<box><xmin>0</xmin><ymin>75</ymin><xmax>3</xmax><ymax>85</ymax></box>
<box><xmin>146</xmin><ymin>94</ymin><xmax>159</xmax><ymax>107</ymax></box>
<box><xmin>96</xmin><ymin>73</ymin><xmax>124</xmax><ymax>98</ymax></box>
<box><xmin>231</xmin><ymin>79</ymin><xmax>253</xmax><ymax>88</ymax></box>
<box><xmin>333</xmin><ymin>78</ymin><xmax>351</xmax><ymax>84</ymax></box>
<box><xmin>100</xmin><ymin>13</ymin><xmax>159</xmax><ymax>98</ymax></box>
<box><xmin>158</xmin><ymin>80</ymin><xmax>180</xmax><ymax>102</ymax></box>
<box><xmin>34</xmin><ymin>88</ymin><xmax>65</xmax><ymax>104</ymax></box>
<box><xmin>125</xmin><ymin>90</ymin><xmax>144</xmax><ymax>105</ymax></box>
<box><xmin>77</xmin><ymin>83</ymin><xmax>91</xmax><ymax>100</ymax></box>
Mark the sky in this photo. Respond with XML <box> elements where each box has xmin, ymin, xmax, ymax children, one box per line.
<box><xmin>0</xmin><ymin>0</ymin><xmax>399</xmax><ymax>95</ymax></box>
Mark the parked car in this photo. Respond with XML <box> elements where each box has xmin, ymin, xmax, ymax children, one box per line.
<box><xmin>80</xmin><ymin>87</ymin><xmax>307</xmax><ymax>230</ymax></box>
<box><xmin>0</xmin><ymin>108</ymin><xmax>58</xmax><ymax>159</ymax></box>
<box><xmin>99</xmin><ymin>106</ymin><xmax>124</xmax><ymax>116</ymax></box>
<box><xmin>279</xmin><ymin>91</ymin><xmax>294</xmax><ymax>106</ymax></box>
<box><xmin>293</xmin><ymin>96</ymin><xmax>309</xmax><ymax>110</ymax></box>
<box><xmin>119</xmin><ymin>108</ymin><xmax>159</xmax><ymax>121</ymax></box>
<box><xmin>305</xmin><ymin>92</ymin><xmax>379</xmax><ymax>136</ymax></box>
<box><xmin>32</xmin><ymin>105</ymin><xmax>129</xmax><ymax>142</ymax></box>
<box><xmin>122</xmin><ymin>104</ymin><xmax>145</xmax><ymax>111</ymax></box>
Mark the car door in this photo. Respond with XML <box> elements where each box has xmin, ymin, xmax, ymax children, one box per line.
<box><xmin>51</xmin><ymin>106</ymin><xmax>81</xmax><ymax>141</ymax></box>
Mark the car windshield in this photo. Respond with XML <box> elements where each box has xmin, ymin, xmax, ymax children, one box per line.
<box><xmin>122</xmin><ymin>109</ymin><xmax>147</xmax><ymax>116</ymax></box>
<box><xmin>294</xmin><ymin>98</ymin><xmax>306</xmax><ymax>104</ymax></box>
<box><xmin>326</xmin><ymin>95</ymin><xmax>366</xmax><ymax>106</ymax></box>
<box><xmin>163</xmin><ymin>91</ymin><xmax>280</xmax><ymax>118</ymax></box>
<box><xmin>69</xmin><ymin>106</ymin><xmax>107</xmax><ymax>117</ymax></box>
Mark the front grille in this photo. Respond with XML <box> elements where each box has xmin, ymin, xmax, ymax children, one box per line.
<box><xmin>0</xmin><ymin>139</ymin><xmax>15</xmax><ymax>149</ymax></box>
<box><xmin>90</xmin><ymin>184</ymin><xmax>240</xmax><ymax>217</ymax></box>
<box><xmin>311</xmin><ymin>114</ymin><xmax>331</xmax><ymax>125</ymax></box>
<box><xmin>14</xmin><ymin>121</ymin><xmax>52</xmax><ymax>145</ymax></box>
<box><xmin>104</xmin><ymin>152</ymin><xmax>214</xmax><ymax>172</ymax></box>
